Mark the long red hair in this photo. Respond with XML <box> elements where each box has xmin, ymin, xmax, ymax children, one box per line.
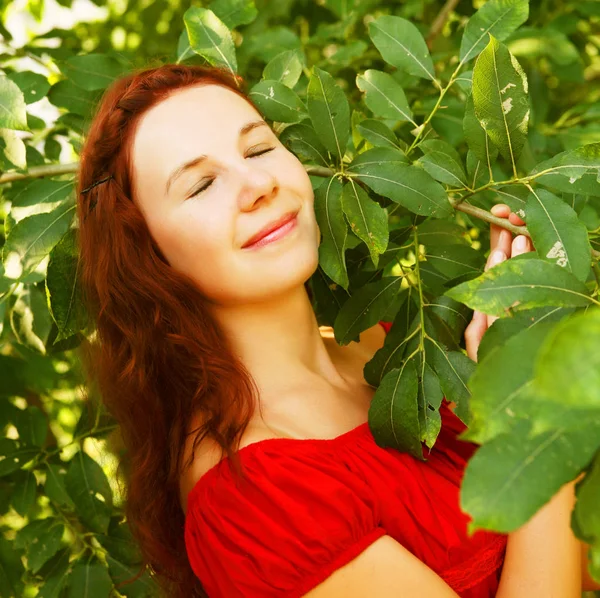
<box><xmin>76</xmin><ymin>63</ymin><xmax>284</xmax><ymax>597</ymax></box>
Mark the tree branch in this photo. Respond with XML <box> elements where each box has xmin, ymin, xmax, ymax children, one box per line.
<box><xmin>426</xmin><ymin>0</ymin><xmax>460</xmax><ymax>49</ymax></box>
<box><xmin>0</xmin><ymin>162</ymin><xmax>78</xmax><ymax>184</ymax></box>
<box><xmin>3</xmin><ymin>160</ymin><xmax>599</xmax><ymax>260</ymax></box>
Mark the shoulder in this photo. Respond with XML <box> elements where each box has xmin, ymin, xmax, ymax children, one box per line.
<box><xmin>179</xmin><ymin>322</ymin><xmax>389</xmax><ymax>513</ymax></box>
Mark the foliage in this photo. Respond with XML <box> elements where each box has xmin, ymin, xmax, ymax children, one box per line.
<box><xmin>1</xmin><ymin>0</ymin><xmax>600</xmax><ymax>595</ymax></box>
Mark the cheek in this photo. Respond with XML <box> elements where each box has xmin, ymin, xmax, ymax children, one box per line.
<box><xmin>153</xmin><ymin>210</ymin><xmax>227</xmax><ymax>273</ymax></box>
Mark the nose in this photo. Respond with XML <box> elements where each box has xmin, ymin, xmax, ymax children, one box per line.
<box><xmin>237</xmin><ymin>160</ymin><xmax>279</xmax><ymax>210</ymax></box>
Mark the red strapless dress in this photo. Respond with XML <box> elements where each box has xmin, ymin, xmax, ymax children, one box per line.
<box><xmin>184</xmin><ymin>320</ymin><xmax>507</xmax><ymax>597</ymax></box>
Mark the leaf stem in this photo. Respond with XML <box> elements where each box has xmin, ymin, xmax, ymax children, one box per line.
<box><xmin>412</xmin><ymin>228</ymin><xmax>427</xmax><ymax>354</ymax></box>
<box><xmin>405</xmin><ymin>63</ymin><xmax>463</xmax><ymax>157</ymax></box>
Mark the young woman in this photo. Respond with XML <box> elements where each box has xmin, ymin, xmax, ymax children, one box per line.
<box><xmin>76</xmin><ymin>63</ymin><xmax>592</xmax><ymax>597</ymax></box>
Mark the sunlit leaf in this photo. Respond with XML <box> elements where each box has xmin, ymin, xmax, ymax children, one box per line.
<box><xmin>369</xmin><ymin>15</ymin><xmax>435</xmax><ymax>81</ymax></box>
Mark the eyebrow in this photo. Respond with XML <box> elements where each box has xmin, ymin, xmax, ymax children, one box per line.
<box><xmin>165</xmin><ymin>119</ymin><xmax>270</xmax><ymax>195</ymax></box>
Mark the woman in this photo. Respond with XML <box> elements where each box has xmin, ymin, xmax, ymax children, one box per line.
<box><xmin>76</xmin><ymin>63</ymin><xmax>590</xmax><ymax>597</ymax></box>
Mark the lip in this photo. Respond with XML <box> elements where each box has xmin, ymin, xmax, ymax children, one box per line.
<box><xmin>242</xmin><ymin>210</ymin><xmax>299</xmax><ymax>249</ymax></box>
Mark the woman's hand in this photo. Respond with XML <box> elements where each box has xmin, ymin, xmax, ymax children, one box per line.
<box><xmin>464</xmin><ymin>204</ymin><xmax>534</xmax><ymax>362</ymax></box>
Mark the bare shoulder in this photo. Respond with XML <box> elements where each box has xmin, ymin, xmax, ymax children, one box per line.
<box><xmin>180</xmin><ymin>323</ymin><xmax>388</xmax><ymax>514</ymax></box>
<box><xmin>179</xmin><ymin>420</ymin><xmax>223</xmax><ymax>515</ymax></box>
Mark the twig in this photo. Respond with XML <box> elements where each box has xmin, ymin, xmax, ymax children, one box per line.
<box><xmin>452</xmin><ymin>200</ymin><xmax>528</xmax><ymax>236</ymax></box>
<box><xmin>4</xmin><ymin>160</ymin><xmax>599</xmax><ymax>260</ymax></box>
<box><xmin>426</xmin><ymin>0</ymin><xmax>460</xmax><ymax>49</ymax></box>
<box><xmin>0</xmin><ymin>162</ymin><xmax>78</xmax><ymax>184</ymax></box>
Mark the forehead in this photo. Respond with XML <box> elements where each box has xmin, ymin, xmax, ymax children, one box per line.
<box><xmin>130</xmin><ymin>84</ymin><xmax>262</xmax><ymax>188</ymax></box>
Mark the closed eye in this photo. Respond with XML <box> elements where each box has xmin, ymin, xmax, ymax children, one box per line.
<box><xmin>188</xmin><ymin>147</ymin><xmax>276</xmax><ymax>199</ymax></box>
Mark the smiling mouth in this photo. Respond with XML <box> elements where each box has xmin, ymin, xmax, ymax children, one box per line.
<box><xmin>242</xmin><ymin>212</ymin><xmax>299</xmax><ymax>249</ymax></box>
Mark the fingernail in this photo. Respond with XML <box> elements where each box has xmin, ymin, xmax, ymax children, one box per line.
<box><xmin>515</xmin><ymin>236</ymin><xmax>527</xmax><ymax>251</ymax></box>
<box><xmin>490</xmin><ymin>249</ymin><xmax>506</xmax><ymax>264</ymax></box>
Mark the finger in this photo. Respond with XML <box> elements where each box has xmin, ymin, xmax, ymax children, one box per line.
<box><xmin>485</xmin><ymin>247</ymin><xmax>507</xmax><ymax>272</ymax></box>
<box><xmin>491</xmin><ymin>204</ymin><xmax>511</xmax><ymax>218</ymax></box>
<box><xmin>497</xmin><ymin>228</ymin><xmax>513</xmax><ymax>259</ymax></box>
<box><xmin>487</xmin><ymin>313</ymin><xmax>499</xmax><ymax>329</ymax></box>
<box><xmin>465</xmin><ymin>310</ymin><xmax>487</xmax><ymax>362</ymax></box>
<box><xmin>509</xmin><ymin>211</ymin><xmax>526</xmax><ymax>226</ymax></box>
<box><xmin>490</xmin><ymin>204</ymin><xmax>510</xmax><ymax>249</ymax></box>
<box><xmin>512</xmin><ymin>234</ymin><xmax>533</xmax><ymax>257</ymax></box>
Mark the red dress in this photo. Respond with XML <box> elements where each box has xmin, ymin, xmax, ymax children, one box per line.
<box><xmin>184</xmin><ymin>321</ymin><xmax>507</xmax><ymax>597</ymax></box>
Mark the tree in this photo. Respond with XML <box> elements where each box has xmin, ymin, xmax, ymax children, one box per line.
<box><xmin>1</xmin><ymin>0</ymin><xmax>600</xmax><ymax>595</ymax></box>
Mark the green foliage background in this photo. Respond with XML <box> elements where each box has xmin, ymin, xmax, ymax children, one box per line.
<box><xmin>1</xmin><ymin>0</ymin><xmax>600</xmax><ymax>595</ymax></box>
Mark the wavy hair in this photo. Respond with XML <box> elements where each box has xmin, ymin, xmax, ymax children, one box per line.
<box><xmin>75</xmin><ymin>63</ymin><xmax>305</xmax><ymax>597</ymax></box>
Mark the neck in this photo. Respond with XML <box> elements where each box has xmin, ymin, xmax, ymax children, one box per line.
<box><xmin>209</xmin><ymin>284</ymin><xmax>348</xmax><ymax>399</ymax></box>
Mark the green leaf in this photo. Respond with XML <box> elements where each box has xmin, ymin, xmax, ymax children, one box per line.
<box><xmin>2</xmin><ymin>198</ymin><xmax>75</xmax><ymax>281</ymax></box>
<box><xmin>279</xmin><ymin>123</ymin><xmax>329</xmax><ymax>166</ymax></box>
<box><xmin>422</xmin><ymin>243</ymin><xmax>484</xmax><ymax>288</ymax></box>
<box><xmin>533</xmin><ymin>308</ymin><xmax>600</xmax><ymax>411</ymax></box>
<box><xmin>14</xmin><ymin>405</ymin><xmax>47</xmax><ymax>447</ymax></box>
<box><xmin>356</xmin><ymin>70</ymin><xmax>414</xmax><ymax>124</ymax></box>
<box><xmin>183</xmin><ymin>7</ymin><xmax>237</xmax><ymax>74</ymax></box>
<box><xmin>60</xmin><ymin>54</ymin><xmax>127</xmax><ymax>91</ymax></box>
<box><xmin>529</xmin><ymin>142</ymin><xmax>600</xmax><ymax>197</ymax></box>
<box><xmin>461</xmin><ymin>419</ymin><xmax>600</xmax><ymax>533</ymax></box>
<box><xmin>0</xmin><ymin>439</ymin><xmax>38</xmax><ymax>477</ymax></box>
<box><xmin>417</xmin><ymin>139</ymin><xmax>468</xmax><ymax>187</ymax></box>
<box><xmin>0</xmin><ymin>535</ymin><xmax>24</xmax><ymax>598</ymax></box>
<box><xmin>446</xmin><ymin>258</ymin><xmax>593</xmax><ymax>317</ymax></box>
<box><xmin>11</xmin><ymin>470</ymin><xmax>37</xmax><ymax>516</ymax></box>
<box><xmin>36</xmin><ymin>548</ymin><xmax>71</xmax><ymax>598</ymax></box>
<box><xmin>506</xmin><ymin>26</ymin><xmax>580</xmax><ymax>66</ymax></box>
<box><xmin>525</xmin><ymin>188</ymin><xmax>592</xmax><ymax>282</ymax></box>
<box><xmin>314</xmin><ymin>177</ymin><xmax>349</xmax><ymax>290</ymax></box>
<box><xmin>208</xmin><ymin>0</ymin><xmax>258</xmax><ymax>29</ymax></box>
<box><xmin>369</xmin><ymin>15</ymin><xmax>435</xmax><ymax>81</ymax></box>
<box><xmin>46</xmin><ymin>229</ymin><xmax>89</xmax><ymax>341</ymax></box>
<box><xmin>463</xmin><ymin>93</ymin><xmax>498</xmax><ymax>168</ymax></box>
<box><xmin>7</xmin><ymin>71</ymin><xmax>50</xmax><ymax>105</ymax></box>
<box><xmin>341</xmin><ymin>179</ymin><xmax>389</xmax><ymax>268</ymax></box>
<box><xmin>263</xmin><ymin>49</ymin><xmax>303</xmax><ymax>88</ymax></box>
<box><xmin>477</xmin><ymin>306</ymin><xmax>573</xmax><ymax>362</ymax></box>
<box><xmin>47</xmin><ymin>80</ymin><xmax>101</xmax><ymax>118</ymax></box>
<box><xmin>65</xmin><ymin>451</ymin><xmax>113</xmax><ymax>534</ymax></box>
<box><xmin>106</xmin><ymin>555</ymin><xmax>155</xmax><ymax>598</ymax></box>
<box><xmin>347</xmin><ymin>146</ymin><xmax>408</xmax><ymax>170</ymax></box>
<box><xmin>67</xmin><ymin>562</ymin><xmax>112</xmax><ymax>598</ymax></box>
<box><xmin>45</xmin><ymin>463</ymin><xmax>75</xmax><ymax>509</ymax></box>
<box><xmin>333</xmin><ymin>276</ymin><xmax>402</xmax><ymax>345</ymax></box>
<box><xmin>307</xmin><ymin>67</ymin><xmax>350</xmax><ymax>161</ymax></box>
<box><xmin>9</xmin><ymin>178</ymin><xmax>73</xmax><ymax>209</ymax></box>
<box><xmin>348</xmin><ymin>159</ymin><xmax>452</xmax><ymax>218</ymax></box>
<box><xmin>494</xmin><ymin>183</ymin><xmax>529</xmax><ymax>217</ymax></box>
<box><xmin>472</xmin><ymin>35</ymin><xmax>529</xmax><ymax>171</ymax></box>
<box><xmin>356</xmin><ymin>119</ymin><xmax>403</xmax><ymax>151</ymax></box>
<box><xmin>96</xmin><ymin>519</ymin><xmax>142</xmax><ymax>566</ymax></box>
<box><xmin>573</xmin><ymin>453</ymin><xmax>600</xmax><ymax>552</ymax></box>
<box><xmin>15</xmin><ymin>518</ymin><xmax>64</xmax><ymax>574</ymax></box>
<box><xmin>249</xmin><ymin>79</ymin><xmax>306</xmax><ymax>123</ymax></box>
<box><xmin>459</xmin><ymin>0</ymin><xmax>529</xmax><ymax>65</ymax></box>
<box><xmin>418</xmin><ymin>363</ymin><xmax>443</xmax><ymax>448</ymax></box>
<box><xmin>417</xmin><ymin>219</ymin><xmax>469</xmax><ymax>246</ymax></box>
<box><xmin>465</xmin><ymin>322</ymin><xmax>557</xmax><ymax>444</ymax></box>
<box><xmin>428</xmin><ymin>342</ymin><xmax>475</xmax><ymax>424</ymax></box>
<box><xmin>364</xmin><ymin>293</ymin><xmax>419</xmax><ymax>386</ymax></box>
<box><xmin>368</xmin><ymin>358</ymin><xmax>423</xmax><ymax>459</ymax></box>
<box><xmin>0</xmin><ymin>75</ymin><xmax>28</xmax><ymax>131</ymax></box>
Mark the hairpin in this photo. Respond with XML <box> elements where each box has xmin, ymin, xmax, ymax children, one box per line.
<box><xmin>80</xmin><ymin>174</ymin><xmax>114</xmax><ymax>194</ymax></box>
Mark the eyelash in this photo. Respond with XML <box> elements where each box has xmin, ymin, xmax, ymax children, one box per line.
<box><xmin>189</xmin><ymin>147</ymin><xmax>275</xmax><ymax>198</ymax></box>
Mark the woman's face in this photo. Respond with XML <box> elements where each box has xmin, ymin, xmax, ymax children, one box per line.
<box><xmin>130</xmin><ymin>83</ymin><xmax>320</xmax><ymax>306</ymax></box>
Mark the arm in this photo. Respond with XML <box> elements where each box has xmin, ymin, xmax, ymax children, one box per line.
<box><xmin>496</xmin><ymin>479</ymin><xmax>581</xmax><ymax>598</ymax></box>
<box><xmin>465</xmin><ymin>204</ymin><xmax>596</xmax><ymax>593</ymax></box>
<box><xmin>305</xmin><ymin>535</ymin><xmax>461</xmax><ymax>597</ymax></box>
